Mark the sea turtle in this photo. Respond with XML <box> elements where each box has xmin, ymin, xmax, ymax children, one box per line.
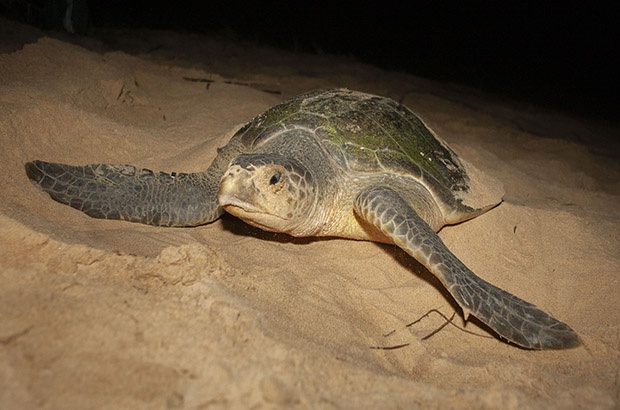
<box><xmin>25</xmin><ymin>88</ymin><xmax>579</xmax><ymax>349</ymax></box>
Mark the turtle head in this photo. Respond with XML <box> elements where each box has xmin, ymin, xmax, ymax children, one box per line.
<box><xmin>218</xmin><ymin>154</ymin><xmax>318</xmax><ymax>236</ymax></box>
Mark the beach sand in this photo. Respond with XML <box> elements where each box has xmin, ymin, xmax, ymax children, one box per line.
<box><xmin>1</xmin><ymin>18</ymin><xmax>619</xmax><ymax>409</ymax></box>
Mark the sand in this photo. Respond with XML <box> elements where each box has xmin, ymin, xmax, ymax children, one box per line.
<box><xmin>1</xmin><ymin>18</ymin><xmax>619</xmax><ymax>409</ymax></box>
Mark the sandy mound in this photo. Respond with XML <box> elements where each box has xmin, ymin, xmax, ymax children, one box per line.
<box><xmin>1</xmin><ymin>19</ymin><xmax>619</xmax><ymax>409</ymax></box>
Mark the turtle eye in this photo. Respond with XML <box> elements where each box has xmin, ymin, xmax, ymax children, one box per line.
<box><xmin>269</xmin><ymin>172</ymin><xmax>281</xmax><ymax>185</ymax></box>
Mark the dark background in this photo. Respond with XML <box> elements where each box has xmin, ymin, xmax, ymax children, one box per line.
<box><xmin>3</xmin><ymin>1</ymin><xmax>619</xmax><ymax>123</ymax></box>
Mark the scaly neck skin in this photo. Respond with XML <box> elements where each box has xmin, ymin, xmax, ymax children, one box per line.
<box><xmin>288</xmin><ymin>167</ymin><xmax>347</xmax><ymax>238</ymax></box>
<box><xmin>283</xmin><ymin>156</ymin><xmax>341</xmax><ymax>238</ymax></box>
<box><xmin>292</xmin><ymin>169</ymin><xmax>385</xmax><ymax>242</ymax></box>
<box><xmin>301</xmin><ymin>170</ymin><xmax>447</xmax><ymax>242</ymax></box>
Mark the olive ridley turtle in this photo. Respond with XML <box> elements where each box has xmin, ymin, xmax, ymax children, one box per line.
<box><xmin>25</xmin><ymin>88</ymin><xmax>580</xmax><ymax>349</ymax></box>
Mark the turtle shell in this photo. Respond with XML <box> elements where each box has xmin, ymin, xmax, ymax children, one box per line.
<box><xmin>236</xmin><ymin>88</ymin><xmax>502</xmax><ymax>217</ymax></box>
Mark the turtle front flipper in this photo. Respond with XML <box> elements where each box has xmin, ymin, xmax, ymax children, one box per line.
<box><xmin>25</xmin><ymin>160</ymin><xmax>222</xmax><ymax>227</ymax></box>
<box><xmin>354</xmin><ymin>185</ymin><xmax>580</xmax><ymax>349</ymax></box>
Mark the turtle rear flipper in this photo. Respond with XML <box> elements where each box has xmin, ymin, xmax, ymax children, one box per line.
<box><xmin>25</xmin><ymin>160</ymin><xmax>222</xmax><ymax>227</ymax></box>
<box><xmin>354</xmin><ymin>185</ymin><xmax>580</xmax><ymax>349</ymax></box>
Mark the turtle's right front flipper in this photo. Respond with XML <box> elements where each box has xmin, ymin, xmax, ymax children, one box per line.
<box><xmin>25</xmin><ymin>161</ymin><xmax>221</xmax><ymax>227</ymax></box>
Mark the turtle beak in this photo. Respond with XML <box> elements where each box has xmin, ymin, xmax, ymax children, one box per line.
<box><xmin>218</xmin><ymin>165</ymin><xmax>261</xmax><ymax>214</ymax></box>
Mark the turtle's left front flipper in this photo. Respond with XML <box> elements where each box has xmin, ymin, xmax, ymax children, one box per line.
<box><xmin>354</xmin><ymin>185</ymin><xmax>580</xmax><ymax>350</ymax></box>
